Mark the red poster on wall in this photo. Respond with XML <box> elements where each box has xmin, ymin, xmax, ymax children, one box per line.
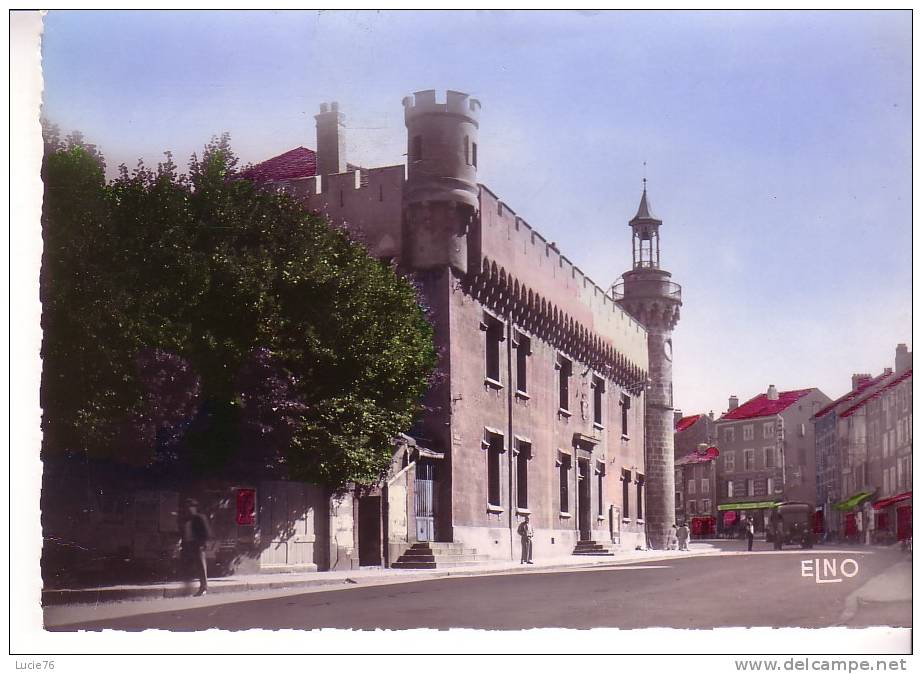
<box><xmin>236</xmin><ymin>488</ymin><xmax>256</xmax><ymax>526</ymax></box>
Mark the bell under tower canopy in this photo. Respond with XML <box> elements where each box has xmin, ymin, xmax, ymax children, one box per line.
<box><xmin>629</xmin><ymin>182</ymin><xmax>663</xmax><ymax>269</ymax></box>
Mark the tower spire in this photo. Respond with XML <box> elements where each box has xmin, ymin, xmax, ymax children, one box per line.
<box><xmin>633</xmin><ymin>184</ymin><xmax>655</xmax><ymax>222</ymax></box>
<box><xmin>628</xmin><ymin>182</ymin><xmax>662</xmax><ymax>269</ymax></box>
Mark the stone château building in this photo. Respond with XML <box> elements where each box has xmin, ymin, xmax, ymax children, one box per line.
<box><xmin>247</xmin><ymin>90</ymin><xmax>659</xmax><ymax>564</ymax></box>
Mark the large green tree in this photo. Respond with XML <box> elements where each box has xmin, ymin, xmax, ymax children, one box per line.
<box><xmin>41</xmin><ymin>131</ymin><xmax>437</xmax><ymax>487</ymax></box>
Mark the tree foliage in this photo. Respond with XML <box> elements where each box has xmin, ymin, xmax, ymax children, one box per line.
<box><xmin>41</xmin><ymin>130</ymin><xmax>437</xmax><ymax>487</ymax></box>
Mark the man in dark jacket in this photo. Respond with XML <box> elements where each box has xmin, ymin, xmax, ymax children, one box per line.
<box><xmin>181</xmin><ymin>499</ymin><xmax>211</xmax><ymax>596</ymax></box>
<box><xmin>676</xmin><ymin>522</ymin><xmax>690</xmax><ymax>551</ymax></box>
<box><xmin>517</xmin><ymin>515</ymin><xmax>534</xmax><ymax>564</ymax></box>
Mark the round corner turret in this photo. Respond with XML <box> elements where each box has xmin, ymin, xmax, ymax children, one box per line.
<box><xmin>402</xmin><ymin>89</ymin><xmax>482</xmax><ymax>274</ymax></box>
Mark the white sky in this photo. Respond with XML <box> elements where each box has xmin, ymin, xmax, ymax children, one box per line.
<box><xmin>38</xmin><ymin>9</ymin><xmax>912</xmax><ymax>416</ymax></box>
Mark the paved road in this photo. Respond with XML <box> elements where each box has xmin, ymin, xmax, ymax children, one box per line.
<box><xmin>49</xmin><ymin>543</ymin><xmax>909</xmax><ymax>631</ymax></box>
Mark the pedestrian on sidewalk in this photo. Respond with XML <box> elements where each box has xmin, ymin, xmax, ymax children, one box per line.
<box><xmin>180</xmin><ymin>498</ymin><xmax>211</xmax><ymax>596</ymax></box>
<box><xmin>745</xmin><ymin>518</ymin><xmax>755</xmax><ymax>552</ymax></box>
<box><xmin>518</xmin><ymin>514</ymin><xmax>534</xmax><ymax>564</ymax></box>
<box><xmin>668</xmin><ymin>524</ymin><xmax>678</xmax><ymax>550</ymax></box>
<box><xmin>676</xmin><ymin>522</ymin><xmax>690</xmax><ymax>551</ymax></box>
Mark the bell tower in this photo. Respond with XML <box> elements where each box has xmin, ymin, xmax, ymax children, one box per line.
<box><xmin>613</xmin><ymin>182</ymin><xmax>682</xmax><ymax>550</ymax></box>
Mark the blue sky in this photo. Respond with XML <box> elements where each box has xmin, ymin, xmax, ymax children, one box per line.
<box><xmin>40</xmin><ymin>9</ymin><xmax>912</xmax><ymax>416</ymax></box>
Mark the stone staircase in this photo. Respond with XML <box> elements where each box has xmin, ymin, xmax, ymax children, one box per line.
<box><xmin>390</xmin><ymin>542</ymin><xmax>490</xmax><ymax>569</ymax></box>
<box><xmin>572</xmin><ymin>539</ymin><xmax>617</xmax><ymax>556</ymax></box>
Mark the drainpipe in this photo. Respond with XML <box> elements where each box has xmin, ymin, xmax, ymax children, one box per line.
<box><xmin>506</xmin><ymin>314</ymin><xmax>515</xmax><ymax>561</ymax></box>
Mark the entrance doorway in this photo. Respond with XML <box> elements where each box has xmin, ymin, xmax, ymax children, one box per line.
<box><xmin>358</xmin><ymin>496</ymin><xmax>382</xmax><ymax>566</ymax></box>
<box><xmin>577</xmin><ymin>459</ymin><xmax>591</xmax><ymax>541</ymax></box>
<box><xmin>415</xmin><ymin>460</ymin><xmax>437</xmax><ymax>542</ymax></box>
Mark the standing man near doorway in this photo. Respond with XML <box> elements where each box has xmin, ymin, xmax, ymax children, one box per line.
<box><xmin>518</xmin><ymin>514</ymin><xmax>534</xmax><ymax>564</ymax></box>
<box><xmin>180</xmin><ymin>498</ymin><xmax>211</xmax><ymax>596</ymax></box>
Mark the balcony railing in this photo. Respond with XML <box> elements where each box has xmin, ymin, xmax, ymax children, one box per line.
<box><xmin>611</xmin><ymin>279</ymin><xmax>682</xmax><ymax>303</ymax></box>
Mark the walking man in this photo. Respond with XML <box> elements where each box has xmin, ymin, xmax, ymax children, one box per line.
<box><xmin>745</xmin><ymin>517</ymin><xmax>755</xmax><ymax>552</ymax></box>
<box><xmin>518</xmin><ymin>514</ymin><xmax>534</xmax><ymax>564</ymax></box>
<box><xmin>181</xmin><ymin>498</ymin><xmax>211</xmax><ymax>596</ymax></box>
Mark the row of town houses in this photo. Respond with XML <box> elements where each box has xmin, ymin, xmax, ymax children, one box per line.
<box><xmin>673</xmin><ymin>343</ymin><xmax>912</xmax><ymax>543</ymax></box>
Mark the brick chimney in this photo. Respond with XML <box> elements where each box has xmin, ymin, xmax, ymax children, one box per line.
<box><xmin>674</xmin><ymin>410</ymin><xmax>683</xmax><ymax>427</ymax></box>
<box><xmin>851</xmin><ymin>373</ymin><xmax>872</xmax><ymax>391</ymax></box>
<box><xmin>315</xmin><ymin>101</ymin><xmax>347</xmax><ymax>176</ymax></box>
<box><xmin>895</xmin><ymin>343</ymin><xmax>912</xmax><ymax>373</ymax></box>
<box><xmin>728</xmin><ymin>395</ymin><xmax>739</xmax><ymax>412</ymax></box>
<box><xmin>767</xmin><ymin>384</ymin><xmax>778</xmax><ymax>401</ymax></box>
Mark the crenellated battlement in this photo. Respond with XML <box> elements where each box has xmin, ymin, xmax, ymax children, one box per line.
<box><xmin>288</xmin><ymin>165</ymin><xmax>405</xmax><ymax>260</ymax></box>
<box><xmin>474</xmin><ymin>184</ymin><xmax>648</xmax><ymax>370</ymax></box>
<box><xmin>402</xmin><ymin>89</ymin><xmax>481</xmax><ymax>123</ymax></box>
<box><xmin>286</xmin><ymin>164</ymin><xmax>405</xmax><ymax>201</ymax></box>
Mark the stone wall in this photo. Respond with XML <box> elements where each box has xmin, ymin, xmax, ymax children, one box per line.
<box><xmin>443</xmin><ymin>263</ymin><xmax>647</xmax><ymax>559</ymax></box>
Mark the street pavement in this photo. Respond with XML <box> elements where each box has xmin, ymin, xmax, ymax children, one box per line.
<box><xmin>45</xmin><ymin>540</ymin><xmax>910</xmax><ymax>631</ymax></box>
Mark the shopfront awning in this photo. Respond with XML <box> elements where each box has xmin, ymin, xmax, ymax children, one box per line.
<box><xmin>717</xmin><ymin>501</ymin><xmax>778</xmax><ymax>511</ymax></box>
<box><xmin>872</xmin><ymin>491</ymin><xmax>912</xmax><ymax>510</ymax></box>
<box><xmin>834</xmin><ymin>491</ymin><xmax>874</xmax><ymax>512</ymax></box>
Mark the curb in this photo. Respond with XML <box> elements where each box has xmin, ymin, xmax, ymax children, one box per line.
<box><xmin>42</xmin><ymin>548</ymin><xmax>724</xmax><ymax>607</ymax></box>
<box><xmin>838</xmin><ymin>558</ymin><xmax>911</xmax><ymax>625</ymax></box>
<box><xmin>41</xmin><ymin>575</ymin><xmax>365</xmax><ymax>606</ymax></box>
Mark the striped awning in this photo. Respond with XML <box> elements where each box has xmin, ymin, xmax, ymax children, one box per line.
<box><xmin>834</xmin><ymin>490</ymin><xmax>873</xmax><ymax>512</ymax></box>
<box><xmin>872</xmin><ymin>491</ymin><xmax>912</xmax><ymax>510</ymax></box>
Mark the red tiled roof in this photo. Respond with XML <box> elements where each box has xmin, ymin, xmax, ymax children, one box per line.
<box><xmin>840</xmin><ymin>369</ymin><xmax>912</xmax><ymax>419</ymax></box>
<box><xmin>721</xmin><ymin>388</ymin><xmax>815</xmax><ymax>421</ymax></box>
<box><xmin>239</xmin><ymin>147</ymin><xmax>317</xmax><ymax>182</ymax></box>
<box><xmin>676</xmin><ymin>445</ymin><xmax>720</xmax><ymax>466</ymax></box>
<box><xmin>812</xmin><ymin>372</ymin><xmax>890</xmax><ymax>420</ymax></box>
<box><xmin>675</xmin><ymin>414</ymin><xmax>702</xmax><ymax>433</ymax></box>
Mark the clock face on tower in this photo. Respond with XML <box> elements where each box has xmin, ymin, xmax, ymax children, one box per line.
<box><xmin>663</xmin><ymin>338</ymin><xmax>673</xmax><ymax>362</ymax></box>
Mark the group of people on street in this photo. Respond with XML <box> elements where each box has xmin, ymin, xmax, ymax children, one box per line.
<box><xmin>668</xmin><ymin>518</ymin><xmax>756</xmax><ymax>551</ymax></box>
<box><xmin>669</xmin><ymin>522</ymin><xmax>691</xmax><ymax>550</ymax></box>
